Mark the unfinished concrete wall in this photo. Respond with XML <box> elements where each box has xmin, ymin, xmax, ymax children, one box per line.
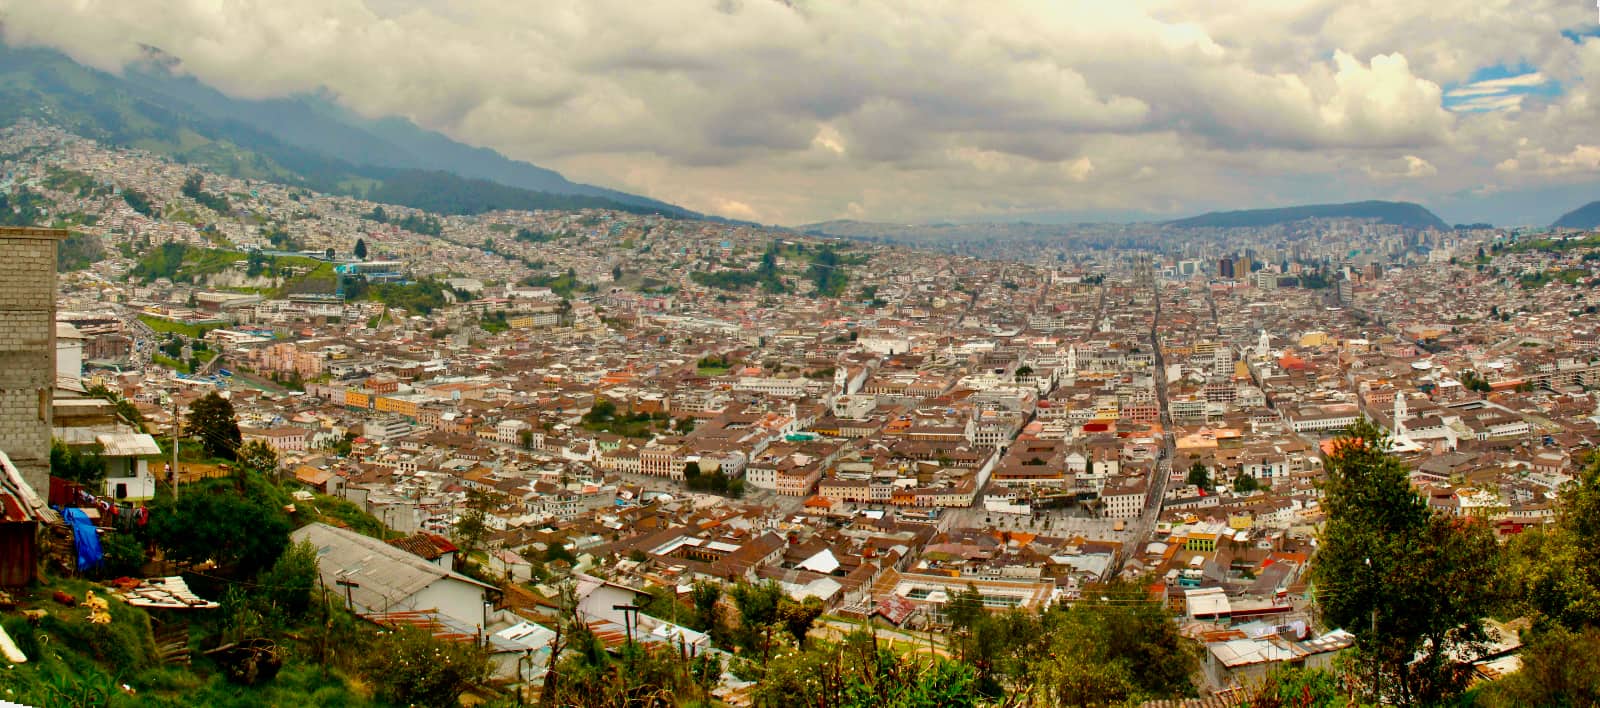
<box><xmin>0</xmin><ymin>227</ymin><xmax>66</xmax><ymax>494</ymax></box>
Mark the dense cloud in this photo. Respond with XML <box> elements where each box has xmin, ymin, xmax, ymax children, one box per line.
<box><xmin>2</xmin><ymin>0</ymin><xmax>1598</xmax><ymax>224</ymax></box>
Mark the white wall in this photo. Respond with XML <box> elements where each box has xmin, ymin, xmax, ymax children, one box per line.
<box><xmin>413</xmin><ymin>578</ymin><xmax>490</xmax><ymax>630</ymax></box>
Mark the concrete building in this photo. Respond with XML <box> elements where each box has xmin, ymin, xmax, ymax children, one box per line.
<box><xmin>0</xmin><ymin>227</ymin><xmax>67</xmax><ymax>493</ymax></box>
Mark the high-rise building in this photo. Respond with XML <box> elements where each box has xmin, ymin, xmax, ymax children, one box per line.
<box><xmin>1218</xmin><ymin>257</ymin><xmax>1235</xmax><ymax>279</ymax></box>
<box><xmin>0</xmin><ymin>227</ymin><xmax>67</xmax><ymax>493</ymax></box>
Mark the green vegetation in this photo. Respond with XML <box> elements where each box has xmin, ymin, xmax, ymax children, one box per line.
<box><xmin>188</xmin><ymin>391</ymin><xmax>242</xmax><ymax>461</ymax></box>
<box><xmin>807</xmin><ymin>244</ymin><xmax>850</xmax><ymax>297</ymax></box>
<box><xmin>364</xmin><ymin>204</ymin><xmax>443</xmax><ymax>236</ymax></box>
<box><xmin>181</xmin><ymin>173</ymin><xmax>232</xmax><ymax>214</ymax></box>
<box><xmin>696</xmin><ymin>354</ymin><xmax>734</xmax><ymax>376</ymax></box>
<box><xmin>0</xmin><ymin>185</ymin><xmax>48</xmax><ymax>226</ymax></box>
<box><xmin>1312</xmin><ymin>420</ymin><xmax>1500</xmax><ymax>705</ymax></box>
<box><xmin>151</xmin><ymin>353</ymin><xmax>191</xmax><ymax>373</ymax></box>
<box><xmin>1518</xmin><ymin>268</ymin><xmax>1590</xmax><ymax>289</ymax></box>
<box><xmin>1500</xmin><ymin>233</ymin><xmax>1600</xmax><ymax>255</ymax></box>
<box><xmin>121</xmin><ymin>187</ymin><xmax>156</xmax><ymax>216</ymax></box>
<box><xmin>130</xmin><ymin>243</ymin><xmax>300</xmax><ymax>285</ymax></box>
<box><xmin>362</xmin><ymin>626</ymin><xmax>491</xmax><ymax>706</ymax></box>
<box><xmin>363</xmin><ymin>167</ymin><xmax>673</xmax><ymax>218</ymax></box>
<box><xmin>951</xmin><ymin>582</ymin><xmax>1195</xmax><ymax>704</ymax></box>
<box><xmin>366</xmin><ymin>278</ymin><xmax>456</xmax><ymax>314</ymax></box>
<box><xmin>43</xmin><ymin>166</ymin><xmax>112</xmax><ymax>198</ymax></box>
<box><xmin>138</xmin><ymin>314</ymin><xmax>220</xmax><ymax>338</ymax></box>
<box><xmin>523</xmin><ymin>267</ymin><xmax>593</xmax><ymax>298</ymax></box>
<box><xmin>1186</xmin><ymin>461</ymin><xmax>1211</xmax><ymax>491</ymax></box>
<box><xmin>514</xmin><ymin>227</ymin><xmax>560</xmax><ymax>243</ymax></box>
<box><xmin>57</xmin><ymin>231</ymin><xmax>105</xmax><ymax>271</ymax></box>
<box><xmin>683</xmin><ymin>461</ymin><xmax>744</xmax><ymax>498</ymax></box>
<box><xmin>50</xmin><ymin>438</ymin><xmax>105</xmax><ymax>487</ymax></box>
<box><xmin>478</xmin><ymin>310</ymin><xmax>509</xmax><ymax>333</ymax></box>
<box><xmin>581</xmin><ymin>397</ymin><xmax>671</xmax><ymax>438</ymax></box>
<box><xmin>0</xmin><ymin>456</ymin><xmax>484</xmax><ymax>708</ymax></box>
<box><xmin>691</xmin><ymin>268</ymin><xmax>775</xmax><ymax>291</ymax></box>
<box><xmin>1459</xmin><ymin>370</ymin><xmax>1494</xmax><ymax>393</ymax></box>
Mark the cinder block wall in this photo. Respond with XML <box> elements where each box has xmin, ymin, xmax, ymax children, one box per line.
<box><xmin>0</xmin><ymin>227</ymin><xmax>66</xmax><ymax>494</ymax></box>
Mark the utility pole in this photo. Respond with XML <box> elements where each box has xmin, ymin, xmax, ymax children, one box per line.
<box><xmin>170</xmin><ymin>395</ymin><xmax>180</xmax><ymax>500</ymax></box>
<box><xmin>1372</xmin><ymin>605</ymin><xmax>1381</xmax><ymax>704</ymax></box>
<box><xmin>336</xmin><ymin>577</ymin><xmax>360</xmax><ymax>611</ymax></box>
<box><xmin>614</xmin><ymin>604</ymin><xmax>643</xmax><ymax>648</ymax></box>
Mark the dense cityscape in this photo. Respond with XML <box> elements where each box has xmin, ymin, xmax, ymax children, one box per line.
<box><xmin>2</xmin><ymin>5</ymin><xmax>1600</xmax><ymax>707</ymax></box>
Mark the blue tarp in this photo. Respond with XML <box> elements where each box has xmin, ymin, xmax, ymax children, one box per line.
<box><xmin>62</xmin><ymin>507</ymin><xmax>103</xmax><ymax>571</ymax></box>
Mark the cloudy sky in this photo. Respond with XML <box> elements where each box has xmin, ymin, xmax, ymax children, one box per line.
<box><xmin>4</xmin><ymin>0</ymin><xmax>1600</xmax><ymax>226</ymax></box>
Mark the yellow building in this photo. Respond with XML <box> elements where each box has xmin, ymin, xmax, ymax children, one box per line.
<box><xmin>1298</xmin><ymin>331</ymin><xmax>1330</xmax><ymax>348</ymax></box>
<box><xmin>1185</xmin><ymin>532</ymin><xmax>1218</xmax><ymax>552</ymax></box>
<box><xmin>375</xmin><ymin>394</ymin><xmax>420</xmax><ymax>418</ymax></box>
<box><xmin>343</xmin><ymin>389</ymin><xmax>372</xmax><ymax>410</ymax></box>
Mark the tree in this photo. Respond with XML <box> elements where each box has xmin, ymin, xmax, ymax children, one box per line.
<box><xmin>353</xmin><ymin>237</ymin><xmax>368</xmax><ymax>260</ymax></box>
<box><xmin>189</xmin><ymin>391</ymin><xmax>242</xmax><ymax>460</ymax></box>
<box><xmin>691</xmin><ymin>581</ymin><xmax>723</xmax><ymax>632</ymax></box>
<box><xmin>1233</xmin><ymin>473</ymin><xmax>1261</xmax><ymax>494</ymax></box>
<box><xmin>1311</xmin><ymin>420</ymin><xmax>1499</xmax><ymax>705</ymax></box>
<box><xmin>256</xmin><ymin>540</ymin><xmax>319</xmax><ymax>619</ymax></box>
<box><xmin>453</xmin><ymin>489</ymin><xmax>496</xmax><ymax>560</ymax></box>
<box><xmin>752</xmin><ymin>630</ymin><xmax>979</xmax><ymax>708</ymax></box>
<box><xmin>518</xmin><ymin>428</ymin><xmax>535</xmax><ymax>450</ymax></box>
<box><xmin>612</xmin><ymin>264</ymin><xmax>623</xmax><ymax>281</ymax></box>
<box><xmin>1187</xmin><ymin>461</ymin><xmax>1212</xmax><ymax>491</ymax></box>
<box><xmin>364</xmin><ymin>626</ymin><xmax>491</xmax><ymax>708</ymax></box>
<box><xmin>777</xmin><ymin>595</ymin><xmax>825</xmax><ymax>649</ymax></box>
<box><xmin>1473</xmin><ymin>626</ymin><xmax>1600</xmax><ymax>707</ymax></box>
<box><xmin>148</xmin><ymin>478</ymin><xmax>292</xmax><ymax>575</ymax></box>
<box><xmin>1500</xmin><ymin>456</ymin><xmax>1600</xmax><ymax>629</ymax></box>
<box><xmin>50</xmin><ymin>439</ymin><xmax>105</xmax><ymax>487</ymax></box>
<box><xmin>1243</xmin><ymin>666</ymin><xmax>1363</xmax><ymax>708</ymax></box>
<box><xmin>732</xmin><ymin>581</ymin><xmax>785</xmax><ymax>661</ymax></box>
<box><xmin>944</xmin><ymin>583</ymin><xmax>986</xmax><ymax>632</ymax></box>
<box><xmin>236</xmin><ymin>440</ymin><xmax>279</xmax><ymax>480</ymax></box>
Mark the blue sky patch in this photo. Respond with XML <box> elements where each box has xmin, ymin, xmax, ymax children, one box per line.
<box><xmin>1442</xmin><ymin>63</ymin><xmax>1562</xmax><ymax>112</ymax></box>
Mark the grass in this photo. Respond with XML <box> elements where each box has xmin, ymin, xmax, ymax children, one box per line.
<box><xmin>151</xmin><ymin>354</ymin><xmax>191</xmax><ymax>373</ymax></box>
<box><xmin>139</xmin><ymin>315</ymin><xmax>220</xmax><ymax>338</ymax></box>
<box><xmin>696</xmin><ymin>365</ymin><xmax>731</xmax><ymax>376</ymax></box>
<box><xmin>0</xmin><ymin>573</ymin><xmax>378</xmax><ymax>708</ymax></box>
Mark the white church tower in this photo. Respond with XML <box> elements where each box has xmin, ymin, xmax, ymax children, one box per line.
<box><xmin>1256</xmin><ymin>330</ymin><xmax>1271</xmax><ymax>359</ymax></box>
<box><xmin>1393</xmin><ymin>391</ymin><xmax>1408</xmax><ymax>435</ymax></box>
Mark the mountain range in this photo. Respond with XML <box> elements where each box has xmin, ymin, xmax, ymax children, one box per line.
<box><xmin>1164</xmin><ymin>200</ymin><xmax>1448</xmax><ymax>230</ymax></box>
<box><xmin>1551</xmin><ymin>201</ymin><xmax>1600</xmax><ymax>229</ymax></box>
<box><xmin>0</xmin><ymin>42</ymin><xmax>695</xmax><ymax>218</ymax></box>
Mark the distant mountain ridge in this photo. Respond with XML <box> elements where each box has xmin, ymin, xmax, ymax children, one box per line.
<box><xmin>0</xmin><ymin>42</ymin><xmax>695</xmax><ymax>218</ymax></box>
<box><xmin>1551</xmin><ymin>201</ymin><xmax>1600</xmax><ymax>229</ymax></box>
<box><xmin>1165</xmin><ymin>200</ymin><xmax>1448</xmax><ymax>230</ymax></box>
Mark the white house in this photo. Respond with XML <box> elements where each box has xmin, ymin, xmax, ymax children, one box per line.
<box><xmin>292</xmin><ymin>522</ymin><xmax>496</xmax><ymax>630</ymax></box>
<box><xmin>97</xmin><ymin>432</ymin><xmax>162</xmax><ymax>502</ymax></box>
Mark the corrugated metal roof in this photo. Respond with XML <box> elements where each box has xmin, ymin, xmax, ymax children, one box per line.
<box><xmin>291</xmin><ymin>522</ymin><xmax>493</xmax><ymax>621</ymax></box>
<box><xmin>96</xmin><ymin>433</ymin><xmax>162</xmax><ymax>457</ymax></box>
